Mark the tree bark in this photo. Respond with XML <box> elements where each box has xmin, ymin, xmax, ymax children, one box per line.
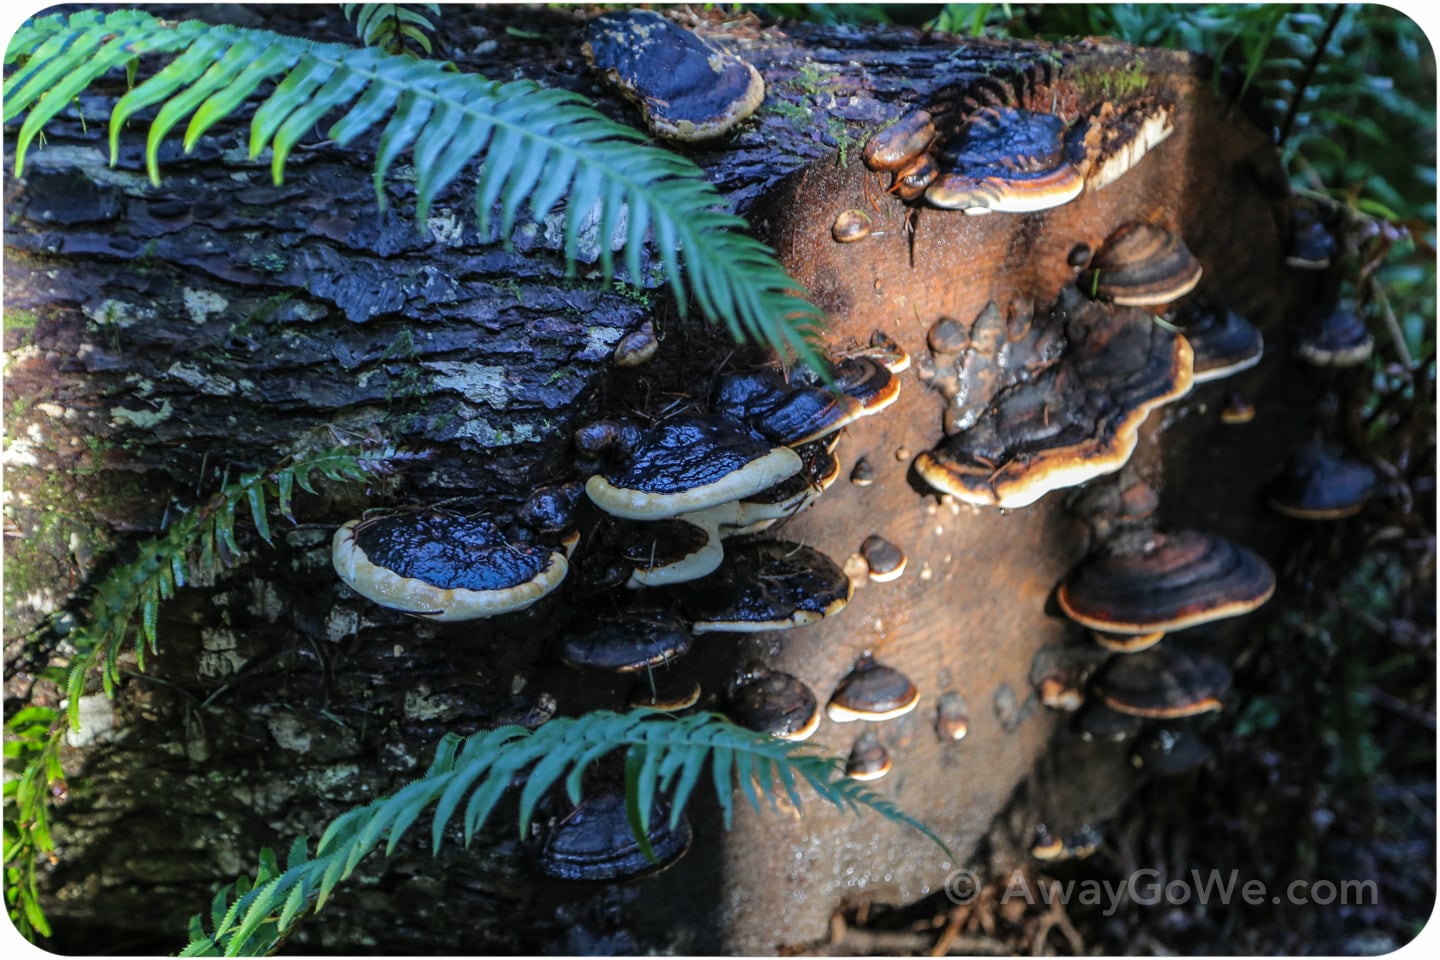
<box><xmin>3</xmin><ymin>5</ymin><xmax>1318</xmax><ymax>954</ymax></box>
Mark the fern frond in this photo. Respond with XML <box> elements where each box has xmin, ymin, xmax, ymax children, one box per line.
<box><xmin>1</xmin><ymin>443</ymin><xmax>411</xmax><ymax>942</ymax></box>
<box><xmin>183</xmin><ymin>710</ymin><xmax>951</xmax><ymax>956</ymax></box>
<box><xmin>343</xmin><ymin>4</ymin><xmax>440</xmax><ymax>56</ymax></box>
<box><xmin>5</xmin><ymin>10</ymin><xmax>826</xmax><ymax>369</ymax></box>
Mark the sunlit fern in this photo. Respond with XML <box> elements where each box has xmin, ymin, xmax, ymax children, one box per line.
<box><xmin>179</xmin><ymin>709</ymin><xmax>953</xmax><ymax>957</ymax></box>
<box><xmin>3</xmin><ymin>8</ymin><xmax>825</xmax><ymax>368</ymax></box>
<box><xmin>1</xmin><ymin>444</ymin><xmax>413</xmax><ymax>942</ymax></box>
<box><xmin>342</xmin><ymin>3</ymin><xmax>440</xmax><ymax>56</ymax></box>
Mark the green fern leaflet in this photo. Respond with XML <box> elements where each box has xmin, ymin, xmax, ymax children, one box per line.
<box><xmin>3</xmin><ymin>9</ymin><xmax>825</xmax><ymax>368</ymax></box>
<box><xmin>181</xmin><ymin>709</ymin><xmax>953</xmax><ymax>956</ymax></box>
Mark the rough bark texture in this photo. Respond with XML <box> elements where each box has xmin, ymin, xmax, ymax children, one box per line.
<box><xmin>3</xmin><ymin>5</ymin><xmax>1319</xmax><ymax>954</ymax></box>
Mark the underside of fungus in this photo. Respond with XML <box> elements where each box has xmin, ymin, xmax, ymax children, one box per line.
<box><xmin>914</xmin><ymin>286</ymin><xmax>1195</xmax><ymax>509</ymax></box>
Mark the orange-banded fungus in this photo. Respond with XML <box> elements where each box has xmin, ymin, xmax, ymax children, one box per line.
<box><xmin>849</xmin><ymin>458</ymin><xmax>876</xmax><ymax>486</ymax></box>
<box><xmin>1131</xmin><ymin>722</ymin><xmax>1213</xmax><ymax>774</ymax></box>
<box><xmin>845</xmin><ymin>729</ymin><xmax>893</xmax><ymax>781</ymax></box>
<box><xmin>621</xmin><ymin>513</ymin><xmax>725</xmax><ymax>588</ymax></box>
<box><xmin>1092</xmin><ymin>645</ymin><xmax>1231</xmax><ymax>719</ymax></box>
<box><xmin>714</xmin><ymin>358</ymin><xmax>898</xmax><ymax>448</ymax></box>
<box><xmin>1056</xmin><ymin>528</ymin><xmax>1275</xmax><ymax>635</ymax></box>
<box><xmin>934</xmin><ymin>691</ymin><xmax>970</xmax><ymax>741</ymax></box>
<box><xmin>1079</xmin><ymin>222</ymin><xmax>1203</xmax><ymax>307</ymax></box>
<box><xmin>925</xmin><ymin>107</ymin><xmax>1084</xmax><ymax>215</ymax></box>
<box><xmin>914</xmin><ymin>288</ymin><xmax>1194</xmax><ymax>509</ymax></box>
<box><xmin>629</xmin><ymin>672</ymin><xmax>702</xmax><ymax>711</ymax></box>
<box><xmin>1294</xmin><ymin>303</ymin><xmax>1374</xmax><ymax>368</ymax></box>
<box><xmin>1172</xmin><ymin>300</ymin><xmax>1264</xmax><ymax>384</ymax></box>
<box><xmin>613</xmin><ymin>319</ymin><xmax>659</xmax><ymax>368</ymax></box>
<box><xmin>331</xmin><ymin>512</ymin><xmax>568</xmax><ymax>621</ymax></box>
<box><xmin>1266</xmin><ymin>437</ymin><xmax>1377</xmax><ymax>520</ymax></box>
<box><xmin>559</xmin><ymin>608</ymin><xmax>693</xmax><ymax>672</ymax></box>
<box><xmin>1030</xmin><ymin>645</ymin><xmax>1102</xmax><ymax>711</ymax></box>
<box><xmin>862</xmin><ymin>108</ymin><xmax>936</xmax><ymax>171</ymax></box>
<box><xmin>891</xmin><ymin>151</ymin><xmax>938</xmax><ymax>201</ymax></box>
<box><xmin>832</xmin><ymin>209</ymin><xmax>873</xmax><ymax>243</ymax></box>
<box><xmin>927</xmin><ymin>316</ymin><xmax>970</xmax><ymax>355</ymax></box>
<box><xmin>1073</xmin><ymin>99</ymin><xmax>1176</xmax><ymax>192</ymax></box>
<box><xmin>1030</xmin><ymin>823</ymin><xmax>1103</xmax><ymax>862</ymax></box>
<box><xmin>520</xmin><ymin>481</ymin><xmax>586</xmax><ymax>536</ymax></box>
<box><xmin>581</xmin><ymin>9</ymin><xmax>764</xmax><ymax>142</ymax></box>
<box><xmin>727</xmin><ymin>661</ymin><xmax>821</xmax><ymax>741</ymax></box>
<box><xmin>674</xmin><ymin>540</ymin><xmax>852</xmax><ymax>633</ymax></box>
<box><xmin>717</xmin><ymin>442</ymin><xmax>840</xmax><ymax>536</ymax></box>
<box><xmin>540</xmin><ymin>791</ymin><xmax>692</xmax><ymax>881</ymax></box>
<box><xmin>1091</xmin><ymin>628</ymin><xmax>1166</xmax><ymax>654</ymax></box>
<box><xmin>859</xmin><ymin>534</ymin><xmax>907</xmax><ymax>582</ymax></box>
<box><xmin>863</xmin><ymin>330</ymin><xmax>913</xmax><ymax>374</ymax></box>
<box><xmin>1286</xmin><ymin>204</ymin><xmax>1336</xmax><ymax>269</ymax></box>
<box><xmin>826</xmin><ymin>654</ymin><xmax>921</xmax><ymax>723</ymax></box>
<box><xmin>1220</xmin><ymin>391</ymin><xmax>1256</xmax><ymax>425</ymax></box>
<box><xmin>585</xmin><ymin>413</ymin><xmax>802</xmax><ymax>521</ymax></box>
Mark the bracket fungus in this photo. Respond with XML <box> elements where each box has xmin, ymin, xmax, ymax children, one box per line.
<box><xmin>1056</xmin><ymin>528</ymin><xmax>1275</xmax><ymax>636</ymax></box>
<box><xmin>331</xmin><ymin>512</ymin><xmax>568</xmax><ymax>621</ymax></box>
<box><xmin>825</xmin><ymin>653</ymin><xmax>922</xmax><ymax>723</ymax></box>
<box><xmin>1266</xmin><ymin>437</ymin><xmax>1378</xmax><ymax>520</ymax></box>
<box><xmin>581</xmin><ymin>9</ymin><xmax>764</xmax><ymax>142</ymax></box>
<box><xmin>1079</xmin><ymin>221</ymin><xmax>1203</xmax><ymax>308</ymax></box>
<box><xmin>712</xmin><ymin>357</ymin><xmax>899</xmax><ymax>448</ymax></box>
<box><xmin>845</xmin><ymin>729</ymin><xmax>893</xmax><ymax>782</ymax></box>
<box><xmin>858</xmin><ymin>534</ymin><xmax>907</xmax><ymax>583</ymax></box>
<box><xmin>620</xmin><ymin>513</ymin><xmax>726</xmax><ymax>588</ymax></box>
<box><xmin>585</xmin><ymin>413</ymin><xmax>802</xmax><ymax>522</ymax></box>
<box><xmin>1294</xmin><ymin>303</ymin><xmax>1374</xmax><ymax>368</ymax></box>
<box><xmin>726</xmin><ymin>661</ymin><xmax>821</xmax><ymax>741</ymax></box>
<box><xmin>1130</xmin><ymin>722</ymin><xmax>1214</xmax><ymax>774</ymax></box>
<box><xmin>1072</xmin><ymin>98</ymin><xmax>1176</xmax><ymax>192</ymax></box>
<box><xmin>1091</xmin><ymin>645</ymin><xmax>1232</xmax><ymax>719</ymax></box>
<box><xmin>1172</xmin><ymin>300</ymin><xmax>1264</xmax><ymax>384</ymax></box>
<box><xmin>558</xmin><ymin>607</ymin><xmax>693</xmax><ymax>672</ymax></box>
<box><xmin>924</xmin><ymin>107</ymin><xmax>1085</xmax><ymax>215</ymax></box>
<box><xmin>934</xmin><ymin>691</ymin><xmax>970</xmax><ymax>742</ymax></box>
<box><xmin>914</xmin><ymin>287</ymin><xmax>1194</xmax><ymax>509</ymax></box>
<box><xmin>672</xmin><ymin>539</ymin><xmax>852</xmax><ymax>633</ymax></box>
<box><xmin>540</xmin><ymin>791</ymin><xmax>692</xmax><ymax>881</ymax></box>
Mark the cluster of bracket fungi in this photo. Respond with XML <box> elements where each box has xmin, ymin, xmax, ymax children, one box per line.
<box><xmin>326</xmin><ymin>20</ymin><xmax>1390</xmax><ymax>885</ymax></box>
<box><xmin>331</xmin><ymin>335</ymin><xmax>923</xmax><ymax>879</ymax></box>
<box><xmin>829</xmin><ymin>78</ymin><xmax>1387</xmax><ymax>861</ymax></box>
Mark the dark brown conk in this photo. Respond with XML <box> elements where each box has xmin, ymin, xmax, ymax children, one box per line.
<box><xmin>924</xmin><ymin>106</ymin><xmax>1085</xmax><ymax>215</ymax></box>
<box><xmin>845</xmin><ymin>728</ymin><xmax>893</xmax><ymax>781</ymax></box>
<box><xmin>540</xmin><ymin>790</ymin><xmax>692</xmax><ymax>881</ymax></box>
<box><xmin>331</xmin><ymin>511</ymin><xmax>568</xmax><ymax>621</ymax></box>
<box><xmin>1294</xmin><ymin>302</ymin><xmax>1374</xmax><ymax>368</ymax></box>
<box><xmin>914</xmin><ymin>287</ymin><xmax>1194</xmax><ymax>509</ymax></box>
<box><xmin>1056</xmin><ymin>528</ymin><xmax>1275</xmax><ymax>635</ymax></box>
<box><xmin>1171</xmin><ymin>300</ymin><xmax>1265</xmax><ymax>384</ymax></box>
<box><xmin>585</xmin><ymin>413</ymin><xmax>802</xmax><ymax>521</ymax></box>
<box><xmin>581</xmin><ymin>9</ymin><xmax>764</xmax><ymax>142</ymax></box>
<box><xmin>826</xmin><ymin>653</ymin><xmax>921</xmax><ymax>723</ymax></box>
<box><xmin>1285</xmin><ymin>202</ymin><xmax>1337</xmax><ymax>269</ymax></box>
<box><xmin>1130</xmin><ymin>721</ymin><xmax>1214</xmax><ymax>774</ymax></box>
<box><xmin>1079</xmin><ymin>222</ymin><xmax>1203</xmax><ymax>307</ymax></box>
<box><xmin>862</xmin><ymin>108</ymin><xmax>936</xmax><ymax>172</ymax></box>
<box><xmin>1071</xmin><ymin>98</ymin><xmax>1176</xmax><ymax>192</ymax></box>
<box><xmin>726</xmin><ymin>661</ymin><xmax>820</xmax><ymax>741</ymax></box>
<box><xmin>618</xmin><ymin>513</ymin><xmax>724</xmax><ymax>588</ymax></box>
<box><xmin>1091</xmin><ymin>645</ymin><xmax>1232</xmax><ymax>719</ymax></box>
<box><xmin>558</xmin><ymin>607</ymin><xmax>693</xmax><ymax>672</ymax></box>
<box><xmin>1266</xmin><ymin>437</ymin><xmax>1378</xmax><ymax>520</ymax></box>
<box><xmin>671</xmin><ymin>539</ymin><xmax>852</xmax><ymax>633</ymax></box>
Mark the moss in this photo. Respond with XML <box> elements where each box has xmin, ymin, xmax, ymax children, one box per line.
<box><xmin>764</xmin><ymin>98</ymin><xmax>814</xmax><ymax>130</ymax></box>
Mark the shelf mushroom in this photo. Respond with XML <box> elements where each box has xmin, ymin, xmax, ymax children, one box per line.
<box><xmin>825</xmin><ymin>653</ymin><xmax>921</xmax><ymax>723</ymax></box>
<box><xmin>540</xmin><ymin>790</ymin><xmax>692</xmax><ymax>881</ymax></box>
<box><xmin>1171</xmin><ymin>300</ymin><xmax>1265</xmax><ymax>384</ymax></box>
<box><xmin>1266</xmin><ymin>437</ymin><xmax>1378</xmax><ymax>519</ymax></box>
<box><xmin>581</xmin><ymin>8</ymin><xmax>764</xmax><ymax>143</ymax></box>
<box><xmin>558</xmin><ymin>607</ymin><xmax>693</xmax><ymax>672</ymax></box>
<box><xmin>914</xmin><ymin>286</ymin><xmax>1194</xmax><ymax>509</ymax></box>
<box><xmin>1091</xmin><ymin>645</ymin><xmax>1232</xmax><ymax>719</ymax></box>
<box><xmin>331</xmin><ymin>511</ymin><xmax>569</xmax><ymax>621</ymax></box>
<box><xmin>1079</xmin><ymin>221</ymin><xmax>1203</xmax><ymax>308</ymax></box>
<box><xmin>671</xmin><ymin>539</ymin><xmax>853</xmax><ymax>633</ymax></box>
<box><xmin>726</xmin><ymin>661</ymin><xmax>821</xmax><ymax>742</ymax></box>
<box><xmin>1056</xmin><ymin>528</ymin><xmax>1276</xmax><ymax>637</ymax></box>
<box><xmin>585</xmin><ymin>413</ymin><xmax>803</xmax><ymax>521</ymax></box>
<box><xmin>923</xmin><ymin>106</ymin><xmax>1085</xmax><ymax>215</ymax></box>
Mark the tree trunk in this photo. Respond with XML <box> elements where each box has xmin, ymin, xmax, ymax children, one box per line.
<box><xmin>3</xmin><ymin>6</ymin><xmax>1318</xmax><ymax>954</ymax></box>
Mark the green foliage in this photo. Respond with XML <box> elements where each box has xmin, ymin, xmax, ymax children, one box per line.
<box><xmin>180</xmin><ymin>709</ymin><xmax>951</xmax><ymax>956</ymax></box>
<box><xmin>2</xmin><ymin>445</ymin><xmax>410</xmax><ymax>942</ymax></box>
<box><xmin>342</xmin><ymin>3</ymin><xmax>440</xmax><ymax>56</ymax></box>
<box><xmin>3</xmin><ymin>9</ymin><xmax>825</xmax><ymax>369</ymax></box>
